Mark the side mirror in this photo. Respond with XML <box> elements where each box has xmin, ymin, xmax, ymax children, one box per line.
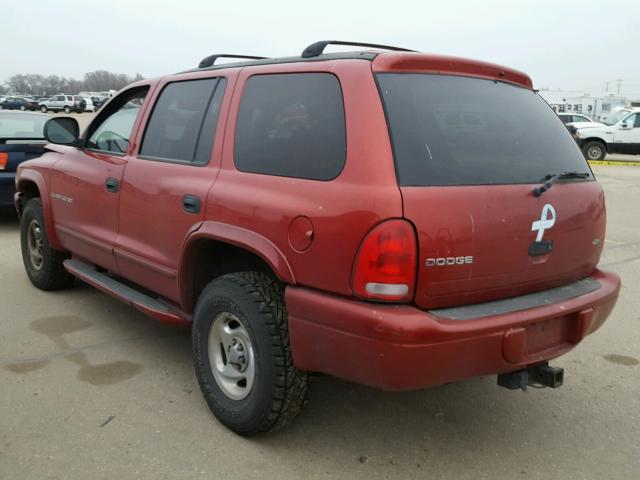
<box><xmin>44</xmin><ymin>117</ymin><xmax>80</xmax><ymax>145</ymax></box>
<box><xmin>620</xmin><ymin>121</ymin><xmax>633</xmax><ymax>130</ymax></box>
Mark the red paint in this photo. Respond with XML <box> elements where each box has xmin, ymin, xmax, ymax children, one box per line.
<box><xmin>287</xmin><ymin>269</ymin><xmax>619</xmax><ymax>390</ymax></box>
<box><xmin>15</xmin><ymin>50</ymin><xmax>620</xmax><ymax>391</ymax></box>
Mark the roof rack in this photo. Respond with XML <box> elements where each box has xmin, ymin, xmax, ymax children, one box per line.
<box><xmin>198</xmin><ymin>54</ymin><xmax>268</xmax><ymax>69</ymax></box>
<box><xmin>301</xmin><ymin>40</ymin><xmax>416</xmax><ymax>58</ymax></box>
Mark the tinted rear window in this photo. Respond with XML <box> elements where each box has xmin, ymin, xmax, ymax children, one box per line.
<box><xmin>234</xmin><ymin>73</ymin><xmax>346</xmax><ymax>181</ymax></box>
<box><xmin>377</xmin><ymin>74</ymin><xmax>590</xmax><ymax>186</ymax></box>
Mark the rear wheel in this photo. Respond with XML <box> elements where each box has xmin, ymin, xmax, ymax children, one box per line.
<box><xmin>192</xmin><ymin>272</ymin><xmax>308</xmax><ymax>436</ymax></box>
<box><xmin>20</xmin><ymin>198</ymin><xmax>74</xmax><ymax>290</ymax></box>
<box><xmin>63</xmin><ymin>105</ymin><xmax>71</xmax><ymax>114</ymax></box>
<box><xmin>582</xmin><ymin>141</ymin><xmax>606</xmax><ymax>160</ymax></box>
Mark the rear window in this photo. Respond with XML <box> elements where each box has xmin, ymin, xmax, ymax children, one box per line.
<box><xmin>377</xmin><ymin>74</ymin><xmax>590</xmax><ymax>186</ymax></box>
<box><xmin>234</xmin><ymin>73</ymin><xmax>346</xmax><ymax>181</ymax></box>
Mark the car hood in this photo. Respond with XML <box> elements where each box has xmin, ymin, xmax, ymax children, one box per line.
<box><xmin>571</xmin><ymin>121</ymin><xmax>606</xmax><ymax>129</ymax></box>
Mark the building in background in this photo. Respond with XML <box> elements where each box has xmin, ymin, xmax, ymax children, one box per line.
<box><xmin>538</xmin><ymin>89</ymin><xmax>637</xmax><ymax>122</ymax></box>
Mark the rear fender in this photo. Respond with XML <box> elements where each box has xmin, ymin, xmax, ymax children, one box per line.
<box><xmin>178</xmin><ymin>221</ymin><xmax>295</xmax><ymax>310</ymax></box>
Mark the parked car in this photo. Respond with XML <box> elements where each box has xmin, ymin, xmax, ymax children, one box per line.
<box><xmin>83</xmin><ymin>97</ymin><xmax>95</xmax><ymax>112</ymax></box>
<box><xmin>0</xmin><ymin>111</ymin><xmax>49</xmax><ymax>206</ymax></box>
<box><xmin>575</xmin><ymin>107</ymin><xmax>640</xmax><ymax>160</ymax></box>
<box><xmin>14</xmin><ymin>41</ymin><xmax>620</xmax><ymax>436</ymax></box>
<box><xmin>557</xmin><ymin>113</ymin><xmax>604</xmax><ymax>128</ymax></box>
<box><xmin>38</xmin><ymin>94</ymin><xmax>86</xmax><ymax>113</ymax></box>
<box><xmin>91</xmin><ymin>96</ymin><xmax>106</xmax><ymax>110</ymax></box>
<box><xmin>0</xmin><ymin>97</ymin><xmax>39</xmax><ymax>111</ymax></box>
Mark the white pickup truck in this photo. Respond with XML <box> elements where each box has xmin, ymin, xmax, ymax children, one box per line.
<box><xmin>575</xmin><ymin>107</ymin><xmax>640</xmax><ymax>160</ymax></box>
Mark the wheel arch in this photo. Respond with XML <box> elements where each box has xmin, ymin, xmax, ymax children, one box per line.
<box><xmin>16</xmin><ymin>170</ymin><xmax>62</xmax><ymax>250</ymax></box>
<box><xmin>580</xmin><ymin>137</ymin><xmax>608</xmax><ymax>152</ymax></box>
<box><xmin>178</xmin><ymin>221</ymin><xmax>295</xmax><ymax>312</ymax></box>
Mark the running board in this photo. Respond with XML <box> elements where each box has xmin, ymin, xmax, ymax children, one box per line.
<box><xmin>63</xmin><ymin>259</ymin><xmax>190</xmax><ymax>326</ymax></box>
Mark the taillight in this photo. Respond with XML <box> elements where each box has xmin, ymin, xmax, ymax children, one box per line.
<box><xmin>0</xmin><ymin>153</ymin><xmax>8</xmax><ymax>171</ymax></box>
<box><xmin>352</xmin><ymin>219</ymin><xmax>417</xmax><ymax>302</ymax></box>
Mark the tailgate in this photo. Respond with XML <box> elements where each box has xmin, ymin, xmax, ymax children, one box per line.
<box><xmin>402</xmin><ymin>182</ymin><xmax>605</xmax><ymax>309</ymax></box>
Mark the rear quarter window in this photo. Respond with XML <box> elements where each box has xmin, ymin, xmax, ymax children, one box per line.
<box><xmin>234</xmin><ymin>73</ymin><xmax>346</xmax><ymax>181</ymax></box>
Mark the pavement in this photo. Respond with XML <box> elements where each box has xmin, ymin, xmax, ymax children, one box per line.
<box><xmin>1</xmin><ymin>164</ymin><xmax>639</xmax><ymax>479</ymax></box>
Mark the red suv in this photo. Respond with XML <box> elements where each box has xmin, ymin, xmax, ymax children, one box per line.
<box><xmin>14</xmin><ymin>41</ymin><xmax>620</xmax><ymax>436</ymax></box>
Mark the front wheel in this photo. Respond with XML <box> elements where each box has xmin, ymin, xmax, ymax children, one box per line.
<box><xmin>582</xmin><ymin>141</ymin><xmax>606</xmax><ymax>160</ymax></box>
<box><xmin>40</xmin><ymin>106</ymin><xmax>48</xmax><ymax>113</ymax></box>
<box><xmin>20</xmin><ymin>198</ymin><xmax>74</xmax><ymax>290</ymax></box>
<box><xmin>192</xmin><ymin>272</ymin><xmax>308</xmax><ymax>436</ymax></box>
<box><xmin>20</xmin><ymin>105</ymin><xmax>26</xmax><ymax>111</ymax></box>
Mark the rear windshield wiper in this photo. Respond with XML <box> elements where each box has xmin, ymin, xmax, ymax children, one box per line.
<box><xmin>533</xmin><ymin>171</ymin><xmax>590</xmax><ymax>197</ymax></box>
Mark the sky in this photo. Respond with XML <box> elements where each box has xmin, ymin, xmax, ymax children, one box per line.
<box><xmin>3</xmin><ymin>0</ymin><xmax>640</xmax><ymax>96</ymax></box>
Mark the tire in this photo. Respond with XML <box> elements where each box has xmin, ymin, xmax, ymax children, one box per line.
<box><xmin>582</xmin><ymin>140</ymin><xmax>606</xmax><ymax>161</ymax></box>
<box><xmin>40</xmin><ymin>106</ymin><xmax>47</xmax><ymax>113</ymax></box>
<box><xmin>20</xmin><ymin>198</ymin><xmax>74</xmax><ymax>290</ymax></box>
<box><xmin>63</xmin><ymin>106</ymin><xmax>71</xmax><ymax>114</ymax></box>
<box><xmin>192</xmin><ymin>272</ymin><xmax>308</xmax><ymax>436</ymax></box>
<box><xmin>20</xmin><ymin>105</ymin><xmax>26</xmax><ymax>111</ymax></box>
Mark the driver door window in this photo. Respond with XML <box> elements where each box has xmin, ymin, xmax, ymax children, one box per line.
<box><xmin>86</xmin><ymin>88</ymin><xmax>147</xmax><ymax>155</ymax></box>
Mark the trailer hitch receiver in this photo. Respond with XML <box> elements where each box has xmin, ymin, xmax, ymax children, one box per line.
<box><xmin>497</xmin><ymin>363</ymin><xmax>564</xmax><ymax>391</ymax></box>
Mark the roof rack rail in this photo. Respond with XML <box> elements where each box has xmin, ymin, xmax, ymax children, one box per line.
<box><xmin>301</xmin><ymin>40</ymin><xmax>416</xmax><ymax>58</ymax></box>
<box><xmin>198</xmin><ymin>54</ymin><xmax>268</xmax><ymax>69</ymax></box>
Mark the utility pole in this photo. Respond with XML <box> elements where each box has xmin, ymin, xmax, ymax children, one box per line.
<box><xmin>616</xmin><ymin>79</ymin><xmax>623</xmax><ymax>95</ymax></box>
<box><xmin>605</xmin><ymin>81</ymin><xmax>610</xmax><ymax>93</ymax></box>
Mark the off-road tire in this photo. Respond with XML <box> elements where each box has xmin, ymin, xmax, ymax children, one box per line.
<box><xmin>20</xmin><ymin>198</ymin><xmax>74</xmax><ymax>290</ymax></box>
<box><xmin>582</xmin><ymin>140</ymin><xmax>606</xmax><ymax>161</ymax></box>
<box><xmin>192</xmin><ymin>272</ymin><xmax>308</xmax><ymax>436</ymax></box>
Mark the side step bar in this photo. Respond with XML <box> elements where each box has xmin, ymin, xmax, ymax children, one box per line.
<box><xmin>63</xmin><ymin>259</ymin><xmax>190</xmax><ymax>326</ymax></box>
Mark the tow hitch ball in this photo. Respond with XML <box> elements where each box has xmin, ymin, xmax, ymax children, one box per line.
<box><xmin>497</xmin><ymin>363</ymin><xmax>564</xmax><ymax>391</ymax></box>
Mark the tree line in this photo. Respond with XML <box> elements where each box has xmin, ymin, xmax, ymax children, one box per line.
<box><xmin>0</xmin><ymin>70</ymin><xmax>144</xmax><ymax>96</ymax></box>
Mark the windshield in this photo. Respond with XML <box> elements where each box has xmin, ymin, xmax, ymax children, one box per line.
<box><xmin>377</xmin><ymin>74</ymin><xmax>590</xmax><ymax>186</ymax></box>
<box><xmin>0</xmin><ymin>113</ymin><xmax>48</xmax><ymax>139</ymax></box>
<box><xmin>603</xmin><ymin>109</ymin><xmax>631</xmax><ymax>126</ymax></box>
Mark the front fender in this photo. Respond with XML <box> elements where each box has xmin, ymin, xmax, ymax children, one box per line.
<box><xmin>16</xmin><ymin>168</ymin><xmax>62</xmax><ymax>250</ymax></box>
<box><xmin>178</xmin><ymin>221</ymin><xmax>295</xmax><ymax>309</ymax></box>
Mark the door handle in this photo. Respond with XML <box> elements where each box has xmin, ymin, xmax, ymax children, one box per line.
<box><xmin>105</xmin><ymin>177</ymin><xmax>120</xmax><ymax>193</ymax></box>
<box><xmin>182</xmin><ymin>194</ymin><xmax>201</xmax><ymax>214</ymax></box>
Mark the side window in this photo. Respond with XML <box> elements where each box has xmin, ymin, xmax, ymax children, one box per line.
<box><xmin>234</xmin><ymin>73</ymin><xmax>346</xmax><ymax>181</ymax></box>
<box><xmin>139</xmin><ymin>77</ymin><xmax>226</xmax><ymax>164</ymax></box>
<box><xmin>623</xmin><ymin>114</ymin><xmax>639</xmax><ymax>128</ymax></box>
<box><xmin>56</xmin><ymin>96</ymin><xmax>65</xmax><ymax>101</ymax></box>
<box><xmin>86</xmin><ymin>87</ymin><xmax>148</xmax><ymax>155</ymax></box>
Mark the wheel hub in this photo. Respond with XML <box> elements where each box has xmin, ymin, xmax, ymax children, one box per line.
<box><xmin>226</xmin><ymin>338</ymin><xmax>248</xmax><ymax>372</ymax></box>
<box><xmin>208</xmin><ymin>312</ymin><xmax>255</xmax><ymax>400</ymax></box>
<box><xmin>27</xmin><ymin>219</ymin><xmax>44</xmax><ymax>271</ymax></box>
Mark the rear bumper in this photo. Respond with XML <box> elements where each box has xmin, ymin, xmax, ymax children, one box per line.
<box><xmin>0</xmin><ymin>172</ymin><xmax>16</xmax><ymax>207</ymax></box>
<box><xmin>287</xmin><ymin>269</ymin><xmax>620</xmax><ymax>391</ymax></box>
